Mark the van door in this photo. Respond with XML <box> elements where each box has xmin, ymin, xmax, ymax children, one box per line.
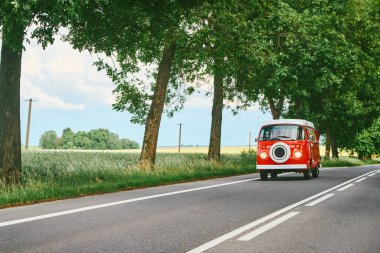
<box><xmin>308</xmin><ymin>129</ymin><xmax>318</xmax><ymax>168</ymax></box>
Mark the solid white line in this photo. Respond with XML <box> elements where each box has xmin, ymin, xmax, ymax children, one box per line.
<box><xmin>337</xmin><ymin>183</ymin><xmax>355</xmax><ymax>192</ymax></box>
<box><xmin>367</xmin><ymin>173</ymin><xmax>376</xmax><ymax>177</ymax></box>
<box><xmin>0</xmin><ymin>177</ymin><xmax>259</xmax><ymax>228</ymax></box>
<box><xmin>305</xmin><ymin>194</ymin><xmax>335</xmax><ymax>207</ymax></box>
<box><xmin>186</xmin><ymin>169</ymin><xmax>380</xmax><ymax>253</ymax></box>
<box><xmin>355</xmin><ymin>177</ymin><xmax>367</xmax><ymax>183</ymax></box>
<box><xmin>238</xmin><ymin>212</ymin><xmax>299</xmax><ymax>241</ymax></box>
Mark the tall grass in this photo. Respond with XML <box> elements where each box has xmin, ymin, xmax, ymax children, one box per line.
<box><xmin>1</xmin><ymin>150</ymin><xmax>378</xmax><ymax>208</ymax></box>
<box><xmin>321</xmin><ymin>157</ymin><xmax>379</xmax><ymax>167</ymax></box>
<box><xmin>0</xmin><ymin>151</ymin><xmax>257</xmax><ymax>208</ymax></box>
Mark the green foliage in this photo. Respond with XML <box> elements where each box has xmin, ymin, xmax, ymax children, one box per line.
<box><xmin>321</xmin><ymin>157</ymin><xmax>378</xmax><ymax>167</ymax></box>
<box><xmin>0</xmin><ymin>0</ymin><xmax>78</xmax><ymax>51</ymax></box>
<box><xmin>354</xmin><ymin>117</ymin><xmax>380</xmax><ymax>158</ymax></box>
<box><xmin>39</xmin><ymin>130</ymin><xmax>58</xmax><ymax>149</ymax></box>
<box><xmin>40</xmin><ymin>128</ymin><xmax>139</xmax><ymax>150</ymax></box>
<box><xmin>67</xmin><ymin>1</ymin><xmax>202</xmax><ymax>124</ymax></box>
<box><xmin>0</xmin><ymin>151</ymin><xmax>257</xmax><ymax>207</ymax></box>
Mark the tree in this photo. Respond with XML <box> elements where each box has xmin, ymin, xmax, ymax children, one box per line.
<box><xmin>39</xmin><ymin>130</ymin><xmax>58</xmax><ymax>149</ymax></box>
<box><xmin>354</xmin><ymin>117</ymin><xmax>380</xmax><ymax>159</ymax></box>
<box><xmin>0</xmin><ymin>0</ymin><xmax>76</xmax><ymax>184</ymax></box>
<box><xmin>60</xmin><ymin>127</ymin><xmax>75</xmax><ymax>149</ymax></box>
<box><xmin>121</xmin><ymin>138</ymin><xmax>139</xmax><ymax>149</ymax></box>
<box><xmin>295</xmin><ymin>0</ymin><xmax>380</xmax><ymax>157</ymax></box>
<box><xmin>178</xmin><ymin>0</ymin><xmax>262</xmax><ymax>162</ymax></box>
<box><xmin>67</xmin><ymin>1</ymin><xmax>201</xmax><ymax>168</ymax></box>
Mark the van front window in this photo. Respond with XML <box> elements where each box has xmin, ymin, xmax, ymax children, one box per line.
<box><xmin>259</xmin><ymin>125</ymin><xmax>304</xmax><ymax>141</ymax></box>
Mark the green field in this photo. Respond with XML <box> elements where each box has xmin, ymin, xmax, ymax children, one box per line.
<box><xmin>0</xmin><ymin>149</ymin><xmax>378</xmax><ymax>208</ymax></box>
<box><xmin>0</xmin><ymin>151</ymin><xmax>257</xmax><ymax>208</ymax></box>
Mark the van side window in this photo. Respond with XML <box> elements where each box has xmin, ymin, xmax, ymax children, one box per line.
<box><xmin>308</xmin><ymin>129</ymin><xmax>316</xmax><ymax>141</ymax></box>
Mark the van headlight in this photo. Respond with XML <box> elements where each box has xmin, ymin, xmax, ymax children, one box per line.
<box><xmin>260</xmin><ymin>152</ymin><xmax>268</xmax><ymax>159</ymax></box>
<box><xmin>294</xmin><ymin>151</ymin><xmax>302</xmax><ymax>158</ymax></box>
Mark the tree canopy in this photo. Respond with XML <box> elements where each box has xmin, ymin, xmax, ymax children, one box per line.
<box><xmin>39</xmin><ymin>128</ymin><xmax>139</xmax><ymax>150</ymax></box>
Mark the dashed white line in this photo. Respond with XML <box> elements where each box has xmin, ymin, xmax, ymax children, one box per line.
<box><xmin>187</xmin><ymin>169</ymin><xmax>379</xmax><ymax>253</ymax></box>
<box><xmin>238</xmin><ymin>212</ymin><xmax>299</xmax><ymax>241</ymax></box>
<box><xmin>355</xmin><ymin>177</ymin><xmax>367</xmax><ymax>183</ymax></box>
<box><xmin>305</xmin><ymin>193</ymin><xmax>335</xmax><ymax>207</ymax></box>
<box><xmin>337</xmin><ymin>183</ymin><xmax>355</xmax><ymax>192</ymax></box>
<box><xmin>367</xmin><ymin>173</ymin><xmax>376</xmax><ymax>177</ymax></box>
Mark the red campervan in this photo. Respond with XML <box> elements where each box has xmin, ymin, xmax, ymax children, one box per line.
<box><xmin>256</xmin><ymin>119</ymin><xmax>321</xmax><ymax>180</ymax></box>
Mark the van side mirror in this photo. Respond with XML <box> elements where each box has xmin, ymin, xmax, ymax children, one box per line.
<box><xmin>255</xmin><ymin>138</ymin><xmax>258</xmax><ymax>142</ymax></box>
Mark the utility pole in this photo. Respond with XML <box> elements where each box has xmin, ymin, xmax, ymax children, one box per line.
<box><xmin>25</xmin><ymin>99</ymin><xmax>36</xmax><ymax>151</ymax></box>
<box><xmin>248</xmin><ymin>131</ymin><xmax>251</xmax><ymax>151</ymax></box>
<box><xmin>177</xmin><ymin>123</ymin><xmax>184</xmax><ymax>153</ymax></box>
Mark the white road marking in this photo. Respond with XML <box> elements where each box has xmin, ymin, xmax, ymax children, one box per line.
<box><xmin>305</xmin><ymin>193</ymin><xmax>335</xmax><ymax>207</ymax></box>
<box><xmin>355</xmin><ymin>177</ymin><xmax>367</xmax><ymax>183</ymax></box>
<box><xmin>187</xmin><ymin>169</ymin><xmax>380</xmax><ymax>253</ymax></box>
<box><xmin>238</xmin><ymin>212</ymin><xmax>299</xmax><ymax>241</ymax></box>
<box><xmin>367</xmin><ymin>173</ymin><xmax>376</xmax><ymax>177</ymax></box>
<box><xmin>337</xmin><ymin>183</ymin><xmax>355</xmax><ymax>192</ymax></box>
<box><xmin>0</xmin><ymin>173</ymin><xmax>296</xmax><ymax>228</ymax></box>
<box><xmin>0</xmin><ymin>177</ymin><xmax>260</xmax><ymax>228</ymax></box>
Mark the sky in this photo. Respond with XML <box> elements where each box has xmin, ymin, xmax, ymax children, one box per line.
<box><xmin>13</xmin><ymin>36</ymin><xmax>272</xmax><ymax>147</ymax></box>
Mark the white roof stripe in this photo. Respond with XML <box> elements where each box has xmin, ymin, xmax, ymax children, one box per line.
<box><xmin>262</xmin><ymin>119</ymin><xmax>315</xmax><ymax>128</ymax></box>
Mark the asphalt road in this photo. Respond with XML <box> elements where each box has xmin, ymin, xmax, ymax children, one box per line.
<box><xmin>0</xmin><ymin>165</ymin><xmax>379</xmax><ymax>253</ymax></box>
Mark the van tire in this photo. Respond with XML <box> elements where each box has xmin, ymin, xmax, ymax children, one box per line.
<box><xmin>271</xmin><ymin>172</ymin><xmax>278</xmax><ymax>179</ymax></box>
<box><xmin>260</xmin><ymin>171</ymin><xmax>268</xmax><ymax>180</ymax></box>
<box><xmin>312</xmin><ymin>167</ymin><xmax>320</xmax><ymax>178</ymax></box>
<box><xmin>303</xmin><ymin>169</ymin><xmax>312</xmax><ymax>180</ymax></box>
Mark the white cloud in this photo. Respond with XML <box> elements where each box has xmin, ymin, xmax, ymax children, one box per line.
<box><xmin>21</xmin><ymin>77</ymin><xmax>86</xmax><ymax>110</ymax></box>
<box><xmin>21</xmin><ymin>37</ymin><xmax>116</xmax><ymax>109</ymax></box>
<box><xmin>44</xmin><ymin>53</ymin><xmax>86</xmax><ymax>76</ymax></box>
<box><xmin>184</xmin><ymin>94</ymin><xmax>212</xmax><ymax>108</ymax></box>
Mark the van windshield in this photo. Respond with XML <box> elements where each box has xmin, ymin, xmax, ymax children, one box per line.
<box><xmin>259</xmin><ymin>125</ymin><xmax>304</xmax><ymax>141</ymax></box>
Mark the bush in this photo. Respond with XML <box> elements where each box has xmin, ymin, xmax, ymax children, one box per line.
<box><xmin>39</xmin><ymin>130</ymin><xmax>58</xmax><ymax>149</ymax></box>
<box><xmin>354</xmin><ymin>117</ymin><xmax>380</xmax><ymax>159</ymax></box>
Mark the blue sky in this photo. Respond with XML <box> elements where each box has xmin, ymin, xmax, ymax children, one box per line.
<box><xmin>16</xmin><ymin>36</ymin><xmax>272</xmax><ymax>147</ymax></box>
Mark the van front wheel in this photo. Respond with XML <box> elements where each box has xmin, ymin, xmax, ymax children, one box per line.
<box><xmin>260</xmin><ymin>171</ymin><xmax>268</xmax><ymax>180</ymax></box>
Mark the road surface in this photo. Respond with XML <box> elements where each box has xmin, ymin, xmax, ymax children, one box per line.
<box><xmin>0</xmin><ymin>165</ymin><xmax>379</xmax><ymax>253</ymax></box>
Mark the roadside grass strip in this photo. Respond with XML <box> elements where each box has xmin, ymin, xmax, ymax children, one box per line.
<box><xmin>187</xmin><ymin>169</ymin><xmax>380</xmax><ymax>253</ymax></box>
<box><xmin>355</xmin><ymin>177</ymin><xmax>368</xmax><ymax>183</ymax></box>
<box><xmin>238</xmin><ymin>212</ymin><xmax>300</xmax><ymax>241</ymax></box>
<box><xmin>337</xmin><ymin>183</ymin><xmax>355</xmax><ymax>192</ymax></box>
<box><xmin>305</xmin><ymin>194</ymin><xmax>335</xmax><ymax>207</ymax></box>
<box><xmin>0</xmin><ymin>178</ymin><xmax>258</xmax><ymax>228</ymax></box>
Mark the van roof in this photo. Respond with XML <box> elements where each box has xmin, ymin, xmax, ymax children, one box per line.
<box><xmin>262</xmin><ymin>119</ymin><xmax>315</xmax><ymax>128</ymax></box>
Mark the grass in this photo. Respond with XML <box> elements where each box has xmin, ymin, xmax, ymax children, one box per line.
<box><xmin>1</xmin><ymin>149</ymin><xmax>378</xmax><ymax>209</ymax></box>
<box><xmin>321</xmin><ymin>157</ymin><xmax>380</xmax><ymax>167</ymax></box>
<box><xmin>0</xmin><ymin>151</ymin><xmax>257</xmax><ymax>208</ymax></box>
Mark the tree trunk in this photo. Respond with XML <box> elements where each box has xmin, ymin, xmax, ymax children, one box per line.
<box><xmin>294</xmin><ymin>98</ymin><xmax>303</xmax><ymax>118</ymax></box>
<box><xmin>331</xmin><ymin>133</ymin><xmax>339</xmax><ymax>159</ymax></box>
<box><xmin>139</xmin><ymin>42</ymin><xmax>176</xmax><ymax>169</ymax></box>
<box><xmin>324</xmin><ymin>129</ymin><xmax>331</xmax><ymax>160</ymax></box>
<box><xmin>268</xmin><ymin>96</ymin><xmax>284</xmax><ymax>120</ymax></box>
<box><xmin>208</xmin><ymin>72</ymin><xmax>224</xmax><ymax>163</ymax></box>
<box><xmin>0</xmin><ymin>25</ymin><xmax>24</xmax><ymax>184</ymax></box>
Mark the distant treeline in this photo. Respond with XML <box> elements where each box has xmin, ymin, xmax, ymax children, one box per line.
<box><xmin>39</xmin><ymin>128</ymin><xmax>139</xmax><ymax>150</ymax></box>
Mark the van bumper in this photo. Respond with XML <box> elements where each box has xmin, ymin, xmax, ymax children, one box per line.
<box><xmin>257</xmin><ymin>164</ymin><xmax>308</xmax><ymax>170</ymax></box>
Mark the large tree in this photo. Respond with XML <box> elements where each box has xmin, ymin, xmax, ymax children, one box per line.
<box><xmin>180</xmin><ymin>0</ymin><xmax>262</xmax><ymax>162</ymax></box>
<box><xmin>68</xmin><ymin>0</ymin><xmax>201</xmax><ymax>168</ymax></box>
<box><xmin>0</xmin><ymin>0</ymin><xmax>75</xmax><ymax>184</ymax></box>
